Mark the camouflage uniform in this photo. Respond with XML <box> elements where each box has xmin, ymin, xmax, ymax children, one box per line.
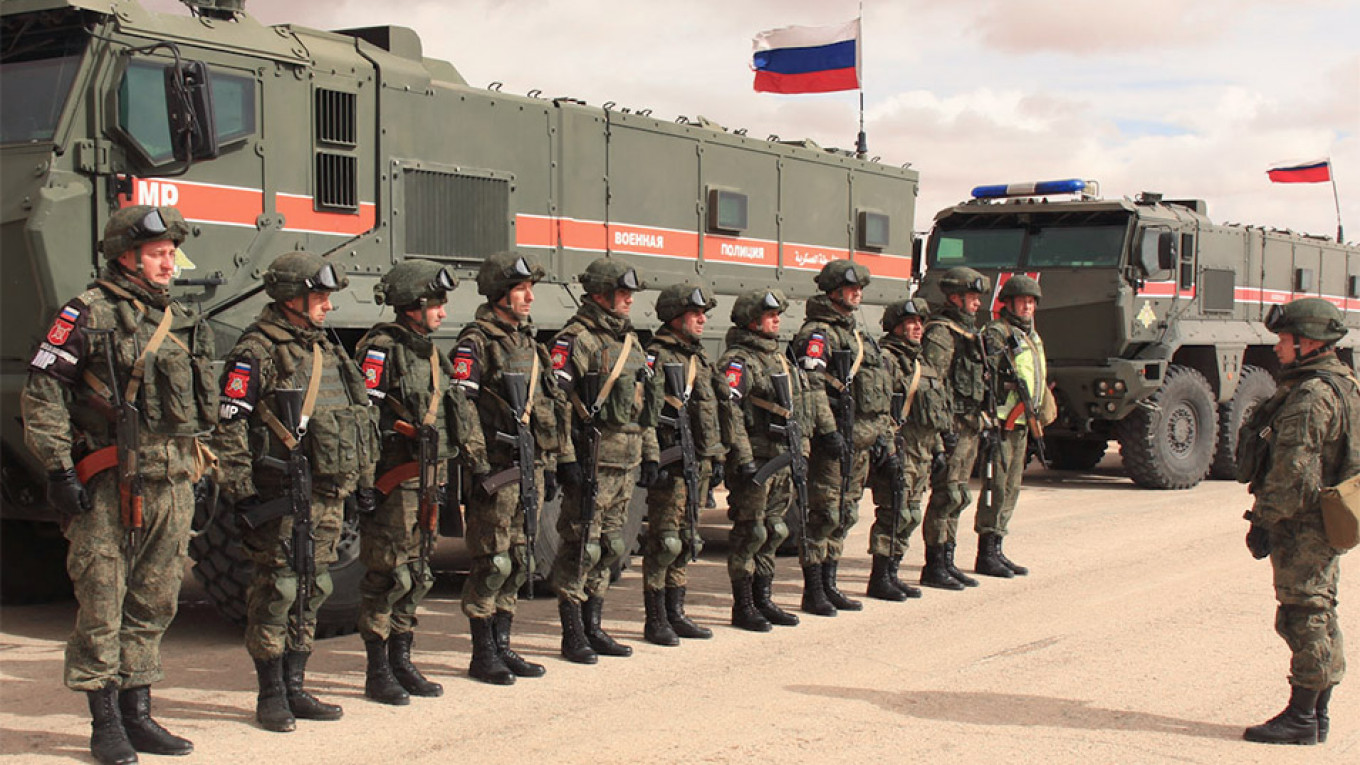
<box><xmin>720</xmin><ymin>289</ymin><xmax>819</xmax><ymax>630</ymax></box>
<box><xmin>1240</xmin><ymin>297</ymin><xmax>1356</xmax><ymax>745</ymax></box>
<box><xmin>549</xmin><ymin>259</ymin><xmax>657</xmax><ymax>662</ymax></box>
<box><xmin>793</xmin><ymin>264</ymin><xmax>895</xmax><ymax>613</ymax></box>
<box><xmin>22</xmin><ymin>205</ymin><xmax>208</xmax><ymax>759</ymax></box>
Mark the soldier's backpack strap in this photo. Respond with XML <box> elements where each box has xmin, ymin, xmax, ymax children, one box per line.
<box><xmin>259</xmin><ymin>343</ymin><xmax>323</xmax><ymax>450</ymax></box>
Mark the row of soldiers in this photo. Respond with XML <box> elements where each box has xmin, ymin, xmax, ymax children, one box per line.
<box><xmin>23</xmin><ymin>206</ymin><xmax>1051</xmax><ymax>765</ymax></box>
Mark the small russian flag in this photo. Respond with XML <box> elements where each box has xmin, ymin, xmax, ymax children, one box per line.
<box><xmin>752</xmin><ymin>18</ymin><xmax>861</xmax><ymax>95</ymax></box>
<box><xmin>60</xmin><ymin>306</ymin><xmax>80</xmax><ymax>322</ymax></box>
<box><xmin>1267</xmin><ymin>159</ymin><xmax>1332</xmax><ymax>184</ymax></box>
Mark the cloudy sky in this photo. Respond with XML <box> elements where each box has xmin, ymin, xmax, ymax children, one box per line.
<box><xmin>148</xmin><ymin>0</ymin><xmax>1358</xmax><ymax>241</ymax></box>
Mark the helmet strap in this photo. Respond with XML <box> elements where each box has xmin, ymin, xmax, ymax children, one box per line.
<box><xmin>492</xmin><ymin>294</ymin><xmax>521</xmax><ymax>325</ymax></box>
<box><xmin>280</xmin><ymin>294</ymin><xmax>323</xmax><ymax>329</ymax></box>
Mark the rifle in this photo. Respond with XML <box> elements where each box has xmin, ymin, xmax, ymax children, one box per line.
<box><xmin>753</xmin><ymin>373</ymin><xmax>809</xmax><ymax>555</ymax></box>
<box><xmin>479</xmin><ymin>373</ymin><xmax>539</xmax><ymax>597</ymax></box>
<box><xmin>656</xmin><ymin>363</ymin><xmax>701</xmax><ymax>561</ymax></box>
<box><xmin>240</xmin><ymin>389</ymin><xmax>314</xmax><ymax>635</ymax></box>
<box><xmin>888</xmin><ymin>390</ymin><xmax>909</xmax><ymax>553</ymax></box>
<box><xmin>828</xmin><ymin>348</ymin><xmax>856</xmax><ymax>517</ymax></box>
<box><xmin>995</xmin><ymin>333</ymin><xmax>1048</xmax><ymax>466</ymax></box>
<box><xmin>975</xmin><ymin>332</ymin><xmax>1004</xmax><ymax>512</ymax></box>
<box><xmin>415</xmin><ymin>420</ymin><xmax>440</xmax><ymax>577</ymax></box>
<box><xmin>92</xmin><ymin>329</ymin><xmax>143</xmax><ymax>566</ymax></box>
<box><xmin>574</xmin><ymin>372</ymin><xmax>604</xmax><ymax>570</ymax></box>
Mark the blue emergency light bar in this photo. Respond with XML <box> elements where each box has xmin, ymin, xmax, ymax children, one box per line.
<box><xmin>971</xmin><ymin>179</ymin><xmax>1088</xmax><ymax>199</ymax></box>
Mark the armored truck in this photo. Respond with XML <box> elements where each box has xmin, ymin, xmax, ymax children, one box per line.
<box><xmin>918</xmin><ymin>179</ymin><xmax>1360</xmax><ymax>490</ymax></box>
<box><xmin>0</xmin><ymin>0</ymin><xmax>918</xmax><ymax>630</ymax></box>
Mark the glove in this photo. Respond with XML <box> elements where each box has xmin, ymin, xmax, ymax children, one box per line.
<box><xmin>557</xmin><ymin>461</ymin><xmax>584</xmax><ymax>488</ymax></box>
<box><xmin>870</xmin><ymin>436</ymin><xmax>897</xmax><ymax>469</ymax></box>
<box><xmin>542</xmin><ymin>469</ymin><xmax>559</xmax><ymax>503</ymax></box>
<box><xmin>637</xmin><ymin>460</ymin><xmax>661</xmax><ymax>488</ymax></box>
<box><xmin>812</xmin><ymin>431</ymin><xmax>846</xmax><ymax>458</ymax></box>
<box><xmin>709</xmin><ymin>461</ymin><xmax>726</xmax><ymax>488</ymax></box>
<box><xmin>1246</xmin><ymin>524</ymin><xmax>1272</xmax><ymax>560</ymax></box>
<box><xmin>48</xmin><ymin>468</ymin><xmax>91</xmax><ymax>522</ymax></box>
<box><xmin>941</xmin><ymin>431</ymin><xmax>959</xmax><ymax>454</ymax></box>
<box><xmin>725</xmin><ymin>460</ymin><xmax>759</xmax><ymax>491</ymax></box>
<box><xmin>930</xmin><ymin>451</ymin><xmax>949</xmax><ymax>477</ymax></box>
<box><xmin>354</xmin><ymin>487</ymin><xmax>379</xmax><ymax>515</ymax></box>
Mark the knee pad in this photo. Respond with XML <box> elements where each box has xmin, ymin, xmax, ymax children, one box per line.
<box><xmin>766</xmin><ymin>518</ymin><xmax>788</xmax><ymax>550</ymax></box>
<box><xmin>482</xmin><ymin>552</ymin><xmax>514</xmax><ymax>592</ymax></box>
<box><xmin>654</xmin><ymin>532</ymin><xmax>683</xmax><ymax>568</ymax></box>
<box><xmin>598</xmin><ymin>532</ymin><xmax>626</xmax><ymax>568</ymax></box>
<box><xmin>581</xmin><ymin>540</ymin><xmax>602</xmax><ymax>571</ymax></box>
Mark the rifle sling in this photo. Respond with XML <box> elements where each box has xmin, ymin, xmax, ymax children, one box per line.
<box><xmin>571</xmin><ymin>332</ymin><xmax>634</xmax><ymax>419</ymax></box>
<box><xmin>749</xmin><ymin>353</ymin><xmax>795</xmax><ymax>418</ymax></box>
<box><xmin>260</xmin><ymin>343</ymin><xmax>324</xmax><ymax>451</ymax></box>
<box><xmin>663</xmin><ymin>355</ymin><xmax>699</xmax><ymax>411</ymax></box>
<box><xmin>898</xmin><ymin>361</ymin><xmax>923</xmax><ymax>422</ymax></box>
<box><xmin>820</xmin><ymin>329</ymin><xmax>864</xmax><ymax>393</ymax></box>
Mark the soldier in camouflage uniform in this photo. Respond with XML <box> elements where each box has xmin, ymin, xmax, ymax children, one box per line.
<box><xmin>974</xmin><ymin>275</ymin><xmax>1048</xmax><ymax>578</ymax></box>
<box><xmin>22</xmin><ymin>206</ymin><xmax>209</xmax><ymax>764</ymax></box>
<box><xmin>720</xmin><ymin>289</ymin><xmax>812</xmax><ymax>631</ymax></box>
<box><xmin>356</xmin><ymin>260</ymin><xmax>487</xmax><ymax>701</ymax></box>
<box><xmin>1239</xmin><ymin>297</ymin><xmax>1357</xmax><ymax>746</ymax></box>
<box><xmin>639</xmin><ymin>283</ymin><xmax>728</xmax><ymax>646</ymax></box>
<box><xmin>920</xmin><ymin>267</ymin><xmax>992</xmax><ymax>590</ymax></box>
<box><xmin>792</xmin><ymin>260</ymin><xmax>897</xmax><ymax>616</ymax></box>
<box><xmin>548</xmin><ymin>258</ymin><xmax>659</xmax><ymax>663</ymax></box>
<box><xmin>452</xmin><ymin>252</ymin><xmax>563</xmax><ymax>684</ymax></box>
<box><xmin>213</xmin><ymin>251</ymin><xmax>380</xmax><ymax>733</ymax></box>
<box><xmin>867</xmin><ymin>297</ymin><xmax>952</xmax><ymax>601</ymax></box>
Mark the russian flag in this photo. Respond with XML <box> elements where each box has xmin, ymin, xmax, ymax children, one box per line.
<box><xmin>1267</xmin><ymin>159</ymin><xmax>1332</xmax><ymax>184</ymax></box>
<box><xmin>752</xmin><ymin>19</ymin><xmax>861</xmax><ymax>94</ymax></box>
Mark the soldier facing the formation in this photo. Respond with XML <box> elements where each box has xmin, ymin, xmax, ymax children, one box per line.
<box><xmin>920</xmin><ymin>267</ymin><xmax>991</xmax><ymax>590</ymax></box>
<box><xmin>1239</xmin><ymin>297</ymin><xmax>1357</xmax><ymax>746</ymax></box>
<box><xmin>792</xmin><ymin>260</ymin><xmax>898</xmax><ymax>616</ymax></box>
<box><xmin>452</xmin><ymin>252</ymin><xmax>562</xmax><ymax>683</ymax></box>
<box><xmin>213</xmin><ymin>251</ymin><xmax>379</xmax><ymax>733</ymax></box>
<box><xmin>23</xmin><ymin>205</ymin><xmax>212</xmax><ymax>765</ymax></box>
<box><xmin>356</xmin><ymin>260</ymin><xmax>486</xmax><ymax>701</ymax></box>
<box><xmin>720</xmin><ymin>289</ymin><xmax>812</xmax><ymax>630</ymax></box>
<box><xmin>974</xmin><ymin>275</ymin><xmax>1049</xmax><ymax>578</ymax></box>
<box><xmin>639</xmin><ymin>283</ymin><xmax>729</xmax><ymax>646</ymax></box>
<box><xmin>867</xmin><ymin>297</ymin><xmax>952</xmax><ymax>601</ymax></box>
<box><xmin>548</xmin><ymin>258</ymin><xmax>659</xmax><ymax>663</ymax></box>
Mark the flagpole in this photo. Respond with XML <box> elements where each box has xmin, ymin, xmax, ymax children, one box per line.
<box><xmin>855</xmin><ymin>1</ymin><xmax>867</xmax><ymax>159</ymax></box>
<box><xmin>1330</xmin><ymin>160</ymin><xmax>1345</xmax><ymax>242</ymax></box>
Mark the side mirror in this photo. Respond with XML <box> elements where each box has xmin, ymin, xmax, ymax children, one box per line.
<box><xmin>165</xmin><ymin>60</ymin><xmax>219</xmax><ymax>162</ymax></box>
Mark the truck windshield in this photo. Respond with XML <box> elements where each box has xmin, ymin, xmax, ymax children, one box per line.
<box><xmin>1</xmin><ymin>13</ymin><xmax>88</xmax><ymax>144</ymax></box>
<box><xmin>932</xmin><ymin>220</ymin><xmax>1129</xmax><ymax>269</ymax></box>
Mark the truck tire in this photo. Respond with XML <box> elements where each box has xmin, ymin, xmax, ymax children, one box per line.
<box><xmin>189</xmin><ymin>506</ymin><xmax>364</xmax><ymax>639</ymax></box>
<box><xmin>1209</xmin><ymin>365</ymin><xmax>1277</xmax><ymax>480</ymax></box>
<box><xmin>0</xmin><ymin>518</ymin><xmax>73</xmax><ymax>605</ymax></box>
<box><xmin>1044</xmin><ymin>437</ymin><xmax>1108</xmax><ymax>472</ymax></box>
<box><xmin>1116</xmin><ymin>365</ymin><xmax>1219</xmax><ymax>489</ymax></box>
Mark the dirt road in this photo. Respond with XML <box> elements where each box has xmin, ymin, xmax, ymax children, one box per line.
<box><xmin>3</xmin><ymin>454</ymin><xmax>1358</xmax><ymax>764</ymax></box>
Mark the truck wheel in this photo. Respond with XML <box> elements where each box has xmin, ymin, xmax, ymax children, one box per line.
<box><xmin>189</xmin><ymin>505</ymin><xmax>363</xmax><ymax>639</ymax></box>
<box><xmin>1044</xmin><ymin>438</ymin><xmax>1108</xmax><ymax>471</ymax></box>
<box><xmin>1116</xmin><ymin>364</ymin><xmax>1219</xmax><ymax>489</ymax></box>
<box><xmin>1209</xmin><ymin>365</ymin><xmax>1276</xmax><ymax>480</ymax></box>
<box><xmin>0</xmin><ymin>518</ymin><xmax>73</xmax><ymax>604</ymax></box>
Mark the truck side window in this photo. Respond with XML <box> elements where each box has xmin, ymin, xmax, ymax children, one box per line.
<box><xmin>1178</xmin><ymin>233</ymin><xmax>1195</xmax><ymax>290</ymax></box>
<box><xmin>117</xmin><ymin>58</ymin><xmax>255</xmax><ymax>165</ymax></box>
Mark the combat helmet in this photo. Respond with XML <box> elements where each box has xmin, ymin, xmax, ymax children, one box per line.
<box><xmin>998</xmin><ymin>275</ymin><xmax>1042</xmax><ymax>301</ymax></box>
<box><xmin>580</xmin><ymin>258</ymin><xmax>643</xmax><ymax>295</ymax></box>
<box><xmin>656</xmin><ymin>283</ymin><xmax>717</xmax><ymax>323</ymax></box>
<box><xmin>731</xmin><ymin>289</ymin><xmax>788</xmax><ymax>328</ymax></box>
<box><xmin>375</xmin><ymin>259</ymin><xmax>457</xmax><ymax>310</ymax></box>
<box><xmin>881</xmin><ymin>297</ymin><xmax>930</xmax><ymax>331</ymax></box>
<box><xmin>99</xmin><ymin>205</ymin><xmax>190</xmax><ymax>259</ymax></box>
<box><xmin>1265</xmin><ymin>298</ymin><xmax>1348</xmax><ymax>343</ymax></box>
<box><xmin>938</xmin><ymin>266</ymin><xmax>990</xmax><ymax>295</ymax></box>
<box><xmin>262</xmin><ymin>251</ymin><xmax>349</xmax><ymax>301</ymax></box>
<box><xmin>815</xmin><ymin>260</ymin><xmax>871</xmax><ymax>293</ymax></box>
<box><xmin>477</xmin><ymin>251</ymin><xmax>544</xmax><ymax>301</ymax></box>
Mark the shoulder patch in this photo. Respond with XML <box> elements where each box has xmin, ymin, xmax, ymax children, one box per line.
<box><xmin>645</xmin><ymin>351</ymin><xmax>657</xmax><ymax>371</ymax></box>
<box><xmin>725</xmin><ymin>359</ymin><xmax>744</xmax><ymax>389</ymax></box>
<box><xmin>46</xmin><ymin>304</ymin><xmax>81</xmax><ymax>346</ymax></box>
<box><xmin>551</xmin><ymin>338</ymin><xmax>573</xmax><ymax>370</ymax></box>
<box><xmin>805</xmin><ymin>333</ymin><xmax>826</xmax><ymax>360</ymax></box>
<box><xmin>225</xmin><ymin>361</ymin><xmax>252</xmax><ymax>399</ymax></box>
<box><xmin>361</xmin><ymin>349</ymin><xmax>386</xmax><ymax>389</ymax></box>
<box><xmin>452</xmin><ymin>345</ymin><xmax>475</xmax><ymax>381</ymax></box>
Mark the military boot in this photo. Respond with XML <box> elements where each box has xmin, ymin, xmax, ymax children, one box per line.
<box><xmin>666</xmin><ymin>586</ymin><xmax>713</xmax><ymax>639</ymax></box>
<box><xmin>643</xmin><ymin>588</ymin><xmax>680</xmax><ymax>646</ymax></box>
<box><xmin>1244</xmin><ymin>685</ymin><xmax>1320</xmax><ymax>745</ymax></box>
<box><xmin>944</xmin><ymin>542</ymin><xmax>979</xmax><ymax>587</ymax></box>
<box><xmin>975</xmin><ymin>534</ymin><xmax>1014</xmax><ymax>578</ymax></box>
<box><xmin>1317</xmin><ymin>686</ymin><xmax>1333</xmax><ymax>744</ymax></box>
<box><xmin>468</xmin><ymin>617</ymin><xmax>516</xmax><ymax>685</ymax></box>
<box><xmin>119</xmin><ymin>686</ymin><xmax>193</xmax><ymax>756</ymax></box>
<box><xmin>920</xmin><ymin>546</ymin><xmax>964</xmax><ymax>591</ymax></box>
<box><xmin>800</xmin><ymin>564</ymin><xmax>837</xmax><ymax>617</ymax></box>
<box><xmin>996</xmin><ymin>537</ymin><xmax>1028</xmax><ymax>576</ymax></box>
<box><xmin>558</xmin><ymin>599</ymin><xmax>598</xmax><ymax>664</ymax></box>
<box><xmin>363</xmin><ymin>638</ymin><xmax>411</xmax><ymax>705</ymax></box>
<box><xmin>889</xmin><ymin>556</ymin><xmax>922</xmax><ymax>598</ymax></box>
<box><xmin>582</xmin><ymin>595</ymin><xmax>632</xmax><ymax>657</ymax></box>
<box><xmin>752</xmin><ymin>574</ymin><xmax>800</xmax><ymax>626</ymax></box>
<box><xmin>388</xmin><ymin>631</ymin><xmax>444</xmax><ymax>696</ymax></box>
<box><xmin>731</xmin><ymin>577</ymin><xmax>773</xmax><ymax>632</ymax></box>
<box><xmin>867</xmin><ymin>554</ymin><xmax>908</xmax><ymax>601</ymax></box>
<box><xmin>283</xmin><ymin>651</ymin><xmax>343</xmax><ymax>721</ymax></box>
<box><xmin>87</xmin><ymin>682</ymin><xmax>138</xmax><ymax>765</ymax></box>
<box><xmin>252</xmin><ymin>657</ymin><xmax>295</xmax><ymax>733</ymax></box>
<box><xmin>493</xmin><ymin>611</ymin><xmax>546</xmax><ymax>678</ymax></box>
<box><xmin>822</xmin><ymin>559</ymin><xmax>863</xmax><ymax>611</ymax></box>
